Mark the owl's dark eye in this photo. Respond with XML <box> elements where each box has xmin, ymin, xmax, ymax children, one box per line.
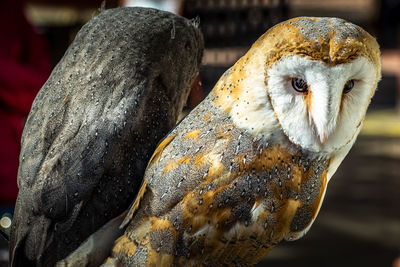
<box><xmin>291</xmin><ymin>77</ymin><xmax>308</xmax><ymax>93</ymax></box>
<box><xmin>343</xmin><ymin>79</ymin><xmax>355</xmax><ymax>94</ymax></box>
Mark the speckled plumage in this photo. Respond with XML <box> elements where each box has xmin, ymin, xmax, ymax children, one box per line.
<box><xmin>115</xmin><ymin>17</ymin><xmax>380</xmax><ymax>266</ymax></box>
<box><xmin>108</xmin><ymin>95</ymin><xmax>329</xmax><ymax>266</ymax></box>
<box><xmin>10</xmin><ymin>7</ymin><xmax>203</xmax><ymax>267</ymax></box>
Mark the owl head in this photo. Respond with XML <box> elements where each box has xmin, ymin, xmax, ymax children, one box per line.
<box><xmin>217</xmin><ymin>17</ymin><xmax>381</xmax><ymax>156</ymax></box>
<box><xmin>263</xmin><ymin>17</ymin><xmax>381</xmax><ymax>153</ymax></box>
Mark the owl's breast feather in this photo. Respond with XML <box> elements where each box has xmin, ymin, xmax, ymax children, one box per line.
<box><xmin>176</xmin><ymin>134</ymin><xmax>330</xmax><ymax>264</ymax></box>
<box><xmin>110</xmin><ymin>93</ymin><xmax>332</xmax><ymax>266</ymax></box>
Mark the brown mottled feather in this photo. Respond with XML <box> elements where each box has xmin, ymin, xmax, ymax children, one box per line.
<box><xmin>107</xmin><ymin>16</ymin><xmax>380</xmax><ymax>266</ymax></box>
<box><xmin>109</xmin><ymin>92</ymin><xmax>329</xmax><ymax>266</ymax></box>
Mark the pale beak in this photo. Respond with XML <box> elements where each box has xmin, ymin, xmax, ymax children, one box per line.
<box><xmin>308</xmin><ymin>83</ymin><xmax>340</xmax><ymax>147</ymax></box>
<box><xmin>319</xmin><ymin>130</ymin><xmax>328</xmax><ymax>144</ymax></box>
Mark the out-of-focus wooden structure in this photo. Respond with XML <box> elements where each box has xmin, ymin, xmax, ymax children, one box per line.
<box><xmin>381</xmin><ymin>50</ymin><xmax>400</xmax><ymax>111</ymax></box>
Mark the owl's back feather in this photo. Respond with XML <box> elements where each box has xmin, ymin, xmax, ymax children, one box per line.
<box><xmin>10</xmin><ymin>7</ymin><xmax>203</xmax><ymax>266</ymax></box>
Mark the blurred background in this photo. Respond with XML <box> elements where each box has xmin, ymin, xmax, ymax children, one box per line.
<box><xmin>0</xmin><ymin>0</ymin><xmax>399</xmax><ymax>266</ymax></box>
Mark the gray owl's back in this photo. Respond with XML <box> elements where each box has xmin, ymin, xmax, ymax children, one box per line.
<box><xmin>10</xmin><ymin>7</ymin><xmax>203</xmax><ymax>267</ymax></box>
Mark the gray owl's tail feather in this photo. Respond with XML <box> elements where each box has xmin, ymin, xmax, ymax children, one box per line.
<box><xmin>10</xmin><ymin>212</ymin><xmax>53</xmax><ymax>267</ymax></box>
<box><xmin>56</xmin><ymin>210</ymin><xmax>127</xmax><ymax>267</ymax></box>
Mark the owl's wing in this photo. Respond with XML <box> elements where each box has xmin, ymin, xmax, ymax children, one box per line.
<box><xmin>10</xmin><ymin>80</ymin><xmax>153</xmax><ymax>266</ymax></box>
<box><xmin>52</xmin><ymin>131</ymin><xmax>178</xmax><ymax>267</ymax></box>
<box><xmin>109</xmin><ymin>102</ymin><xmax>329</xmax><ymax>265</ymax></box>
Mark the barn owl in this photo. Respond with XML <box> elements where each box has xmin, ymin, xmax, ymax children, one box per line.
<box><xmin>106</xmin><ymin>17</ymin><xmax>381</xmax><ymax>266</ymax></box>
<box><xmin>10</xmin><ymin>7</ymin><xmax>203</xmax><ymax>266</ymax></box>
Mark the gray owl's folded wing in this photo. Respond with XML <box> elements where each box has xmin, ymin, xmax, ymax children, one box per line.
<box><xmin>10</xmin><ymin>7</ymin><xmax>203</xmax><ymax>267</ymax></box>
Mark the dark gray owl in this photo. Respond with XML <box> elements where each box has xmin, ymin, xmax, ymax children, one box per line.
<box><xmin>10</xmin><ymin>7</ymin><xmax>203</xmax><ymax>267</ymax></box>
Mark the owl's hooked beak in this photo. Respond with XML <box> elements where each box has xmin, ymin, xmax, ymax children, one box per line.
<box><xmin>312</xmin><ymin>106</ymin><xmax>339</xmax><ymax>146</ymax></box>
<box><xmin>309</xmin><ymin>89</ymin><xmax>340</xmax><ymax>146</ymax></box>
<box><xmin>312</xmin><ymin>118</ymin><xmax>329</xmax><ymax>145</ymax></box>
<box><xmin>319</xmin><ymin>131</ymin><xmax>327</xmax><ymax>144</ymax></box>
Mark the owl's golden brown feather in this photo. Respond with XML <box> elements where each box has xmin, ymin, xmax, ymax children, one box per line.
<box><xmin>108</xmin><ymin>97</ymin><xmax>329</xmax><ymax>266</ymax></box>
<box><xmin>106</xmin><ymin>16</ymin><xmax>380</xmax><ymax>266</ymax></box>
